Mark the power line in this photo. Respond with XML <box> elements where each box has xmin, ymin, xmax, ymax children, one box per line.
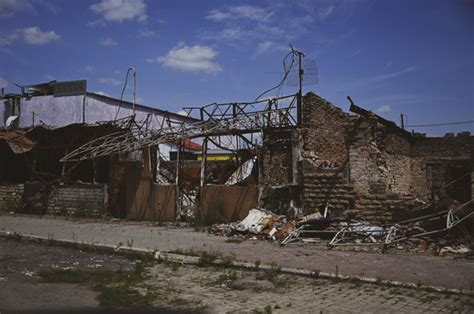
<box><xmin>114</xmin><ymin>67</ymin><xmax>135</xmax><ymax>121</ymax></box>
<box><xmin>255</xmin><ymin>47</ymin><xmax>296</xmax><ymax>101</ymax></box>
<box><xmin>406</xmin><ymin>120</ymin><xmax>474</xmax><ymax>128</ymax></box>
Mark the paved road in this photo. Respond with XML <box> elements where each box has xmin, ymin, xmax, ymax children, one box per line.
<box><xmin>2</xmin><ymin>238</ymin><xmax>472</xmax><ymax>313</ymax></box>
<box><xmin>1</xmin><ymin>213</ymin><xmax>473</xmax><ymax>291</ymax></box>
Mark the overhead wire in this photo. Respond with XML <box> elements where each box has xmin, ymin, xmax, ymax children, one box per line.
<box><xmin>406</xmin><ymin>120</ymin><xmax>474</xmax><ymax>128</ymax></box>
<box><xmin>114</xmin><ymin>68</ymin><xmax>133</xmax><ymax>121</ymax></box>
<box><xmin>255</xmin><ymin>50</ymin><xmax>296</xmax><ymax>101</ymax></box>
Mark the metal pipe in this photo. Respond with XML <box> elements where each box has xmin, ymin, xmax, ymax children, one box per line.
<box><xmin>128</xmin><ymin>67</ymin><xmax>137</xmax><ymax>115</ymax></box>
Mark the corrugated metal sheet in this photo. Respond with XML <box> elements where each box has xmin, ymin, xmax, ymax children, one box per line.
<box><xmin>0</xmin><ymin>92</ymin><xmax>195</xmax><ymax>130</ymax></box>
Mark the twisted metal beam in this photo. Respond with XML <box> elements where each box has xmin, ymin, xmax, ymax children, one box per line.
<box><xmin>61</xmin><ymin>94</ymin><xmax>297</xmax><ymax>162</ymax></box>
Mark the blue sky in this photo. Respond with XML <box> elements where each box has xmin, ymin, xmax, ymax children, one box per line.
<box><xmin>0</xmin><ymin>0</ymin><xmax>473</xmax><ymax>135</ymax></box>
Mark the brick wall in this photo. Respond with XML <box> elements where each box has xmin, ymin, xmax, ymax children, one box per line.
<box><xmin>46</xmin><ymin>184</ymin><xmax>107</xmax><ymax>217</ymax></box>
<box><xmin>301</xmin><ymin>93</ymin><xmax>350</xmax><ymax>166</ymax></box>
<box><xmin>350</xmin><ymin>193</ymin><xmax>421</xmax><ymax>224</ymax></box>
<box><xmin>0</xmin><ymin>183</ymin><xmax>24</xmax><ymax>212</ymax></box>
<box><xmin>413</xmin><ymin>135</ymin><xmax>473</xmax><ymax>159</ymax></box>
<box><xmin>261</xmin><ymin>129</ymin><xmax>293</xmax><ymax>185</ymax></box>
<box><xmin>302</xmin><ymin>162</ymin><xmax>355</xmax><ymax>216</ymax></box>
<box><xmin>349</xmin><ymin>121</ymin><xmax>412</xmax><ymax>195</ymax></box>
<box><xmin>411</xmin><ymin>134</ymin><xmax>474</xmax><ymax>201</ymax></box>
<box><xmin>260</xmin><ymin>92</ymin><xmax>473</xmax><ymax>222</ymax></box>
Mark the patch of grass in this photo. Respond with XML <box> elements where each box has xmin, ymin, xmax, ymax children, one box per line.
<box><xmin>254</xmin><ymin>260</ymin><xmax>261</xmax><ymax>271</ymax></box>
<box><xmin>220</xmin><ymin>255</ymin><xmax>235</xmax><ymax>268</ymax></box>
<box><xmin>38</xmin><ymin>255</ymin><xmax>157</xmax><ymax>307</ymax></box>
<box><xmin>162</xmin><ymin>259</ymin><xmax>182</xmax><ymax>271</ymax></box>
<box><xmin>264</xmin><ymin>305</ymin><xmax>273</xmax><ymax>314</ymax></box>
<box><xmin>214</xmin><ymin>270</ymin><xmax>238</xmax><ymax>286</ymax></box>
<box><xmin>197</xmin><ymin>251</ymin><xmax>218</xmax><ymax>267</ymax></box>
<box><xmin>255</xmin><ymin>263</ymin><xmax>285</xmax><ymax>287</ymax></box>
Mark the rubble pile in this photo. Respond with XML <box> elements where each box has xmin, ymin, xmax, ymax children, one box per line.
<box><xmin>209</xmin><ymin>199</ymin><xmax>473</xmax><ymax>257</ymax></box>
<box><xmin>208</xmin><ymin>208</ymin><xmax>295</xmax><ymax>241</ymax></box>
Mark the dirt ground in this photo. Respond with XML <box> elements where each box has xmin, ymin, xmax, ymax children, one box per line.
<box><xmin>0</xmin><ymin>237</ymin><xmax>473</xmax><ymax>313</ymax></box>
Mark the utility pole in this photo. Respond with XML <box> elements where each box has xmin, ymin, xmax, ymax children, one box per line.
<box><xmin>400</xmin><ymin>113</ymin><xmax>405</xmax><ymax>130</ymax></box>
<box><xmin>290</xmin><ymin>44</ymin><xmax>305</xmax><ymax>127</ymax></box>
<box><xmin>129</xmin><ymin>67</ymin><xmax>137</xmax><ymax>115</ymax></box>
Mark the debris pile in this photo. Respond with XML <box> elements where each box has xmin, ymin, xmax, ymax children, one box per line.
<box><xmin>209</xmin><ymin>199</ymin><xmax>473</xmax><ymax>257</ymax></box>
<box><xmin>209</xmin><ymin>208</ymin><xmax>295</xmax><ymax>241</ymax></box>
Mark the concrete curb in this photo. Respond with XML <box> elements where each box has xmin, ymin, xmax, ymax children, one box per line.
<box><xmin>1</xmin><ymin>231</ymin><xmax>472</xmax><ymax>296</ymax></box>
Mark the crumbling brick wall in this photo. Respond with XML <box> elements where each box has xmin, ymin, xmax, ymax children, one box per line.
<box><xmin>298</xmin><ymin>93</ymin><xmax>421</xmax><ymax>223</ymax></box>
<box><xmin>261</xmin><ymin>92</ymin><xmax>473</xmax><ymax>222</ymax></box>
<box><xmin>411</xmin><ymin>134</ymin><xmax>474</xmax><ymax>201</ymax></box>
<box><xmin>261</xmin><ymin>129</ymin><xmax>293</xmax><ymax>185</ymax></box>
<box><xmin>349</xmin><ymin>118</ymin><xmax>412</xmax><ymax>195</ymax></box>
<box><xmin>301</xmin><ymin>93</ymin><xmax>350</xmax><ymax>167</ymax></box>
<box><xmin>0</xmin><ymin>183</ymin><xmax>24</xmax><ymax>212</ymax></box>
<box><xmin>302</xmin><ymin>161</ymin><xmax>355</xmax><ymax>215</ymax></box>
<box><xmin>46</xmin><ymin>183</ymin><xmax>107</xmax><ymax>217</ymax></box>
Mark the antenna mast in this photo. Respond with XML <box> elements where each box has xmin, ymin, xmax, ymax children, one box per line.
<box><xmin>289</xmin><ymin>44</ymin><xmax>305</xmax><ymax>126</ymax></box>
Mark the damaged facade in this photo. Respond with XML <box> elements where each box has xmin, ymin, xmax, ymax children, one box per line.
<box><xmin>265</xmin><ymin>92</ymin><xmax>473</xmax><ymax>224</ymax></box>
<box><xmin>0</xmin><ymin>80</ymin><xmax>196</xmax><ymax>218</ymax></box>
<box><xmin>1</xmin><ymin>79</ymin><xmax>473</xmax><ymax>232</ymax></box>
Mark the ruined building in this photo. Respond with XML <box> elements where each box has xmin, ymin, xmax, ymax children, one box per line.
<box><xmin>263</xmin><ymin>93</ymin><xmax>473</xmax><ymax>223</ymax></box>
<box><xmin>1</xmin><ymin>80</ymin><xmax>473</xmax><ymax>224</ymax></box>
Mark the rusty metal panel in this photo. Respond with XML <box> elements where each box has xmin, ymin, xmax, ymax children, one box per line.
<box><xmin>126</xmin><ymin>183</ymin><xmax>176</xmax><ymax>222</ymax></box>
<box><xmin>200</xmin><ymin>185</ymin><xmax>258</xmax><ymax>224</ymax></box>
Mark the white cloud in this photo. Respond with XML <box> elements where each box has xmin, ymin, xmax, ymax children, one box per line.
<box><xmin>0</xmin><ymin>0</ymin><xmax>34</xmax><ymax>19</ymax></box>
<box><xmin>94</xmin><ymin>90</ymin><xmax>111</xmax><ymax>96</ymax></box>
<box><xmin>202</xmin><ymin>1</ymin><xmax>365</xmax><ymax>49</ymax></box>
<box><xmin>376</xmin><ymin>105</ymin><xmax>391</xmax><ymax>113</ymax></box>
<box><xmin>201</xmin><ymin>27</ymin><xmax>246</xmax><ymax>41</ymax></box>
<box><xmin>138</xmin><ymin>30</ymin><xmax>156</xmax><ymax>37</ymax></box>
<box><xmin>254</xmin><ymin>41</ymin><xmax>287</xmax><ymax>57</ymax></box>
<box><xmin>20</xmin><ymin>26</ymin><xmax>60</xmax><ymax>45</ymax></box>
<box><xmin>206</xmin><ymin>5</ymin><xmax>273</xmax><ymax>22</ymax></box>
<box><xmin>0</xmin><ymin>77</ymin><xmax>8</xmax><ymax>89</ymax></box>
<box><xmin>318</xmin><ymin>5</ymin><xmax>335</xmax><ymax>20</ymax></box>
<box><xmin>202</xmin><ymin>4</ymin><xmax>298</xmax><ymax>44</ymax></box>
<box><xmin>149</xmin><ymin>44</ymin><xmax>222</xmax><ymax>73</ymax></box>
<box><xmin>83</xmin><ymin>65</ymin><xmax>96</xmax><ymax>73</ymax></box>
<box><xmin>87</xmin><ymin>19</ymin><xmax>106</xmax><ymax>27</ymax></box>
<box><xmin>90</xmin><ymin>0</ymin><xmax>147</xmax><ymax>23</ymax></box>
<box><xmin>98</xmin><ymin>77</ymin><xmax>122</xmax><ymax>85</ymax></box>
<box><xmin>338</xmin><ymin>66</ymin><xmax>418</xmax><ymax>91</ymax></box>
<box><xmin>101</xmin><ymin>37</ymin><xmax>118</xmax><ymax>46</ymax></box>
<box><xmin>369</xmin><ymin>66</ymin><xmax>417</xmax><ymax>83</ymax></box>
<box><xmin>0</xmin><ymin>32</ymin><xmax>19</xmax><ymax>46</ymax></box>
<box><xmin>1</xmin><ymin>27</ymin><xmax>59</xmax><ymax>45</ymax></box>
<box><xmin>45</xmin><ymin>74</ymin><xmax>55</xmax><ymax>81</ymax></box>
